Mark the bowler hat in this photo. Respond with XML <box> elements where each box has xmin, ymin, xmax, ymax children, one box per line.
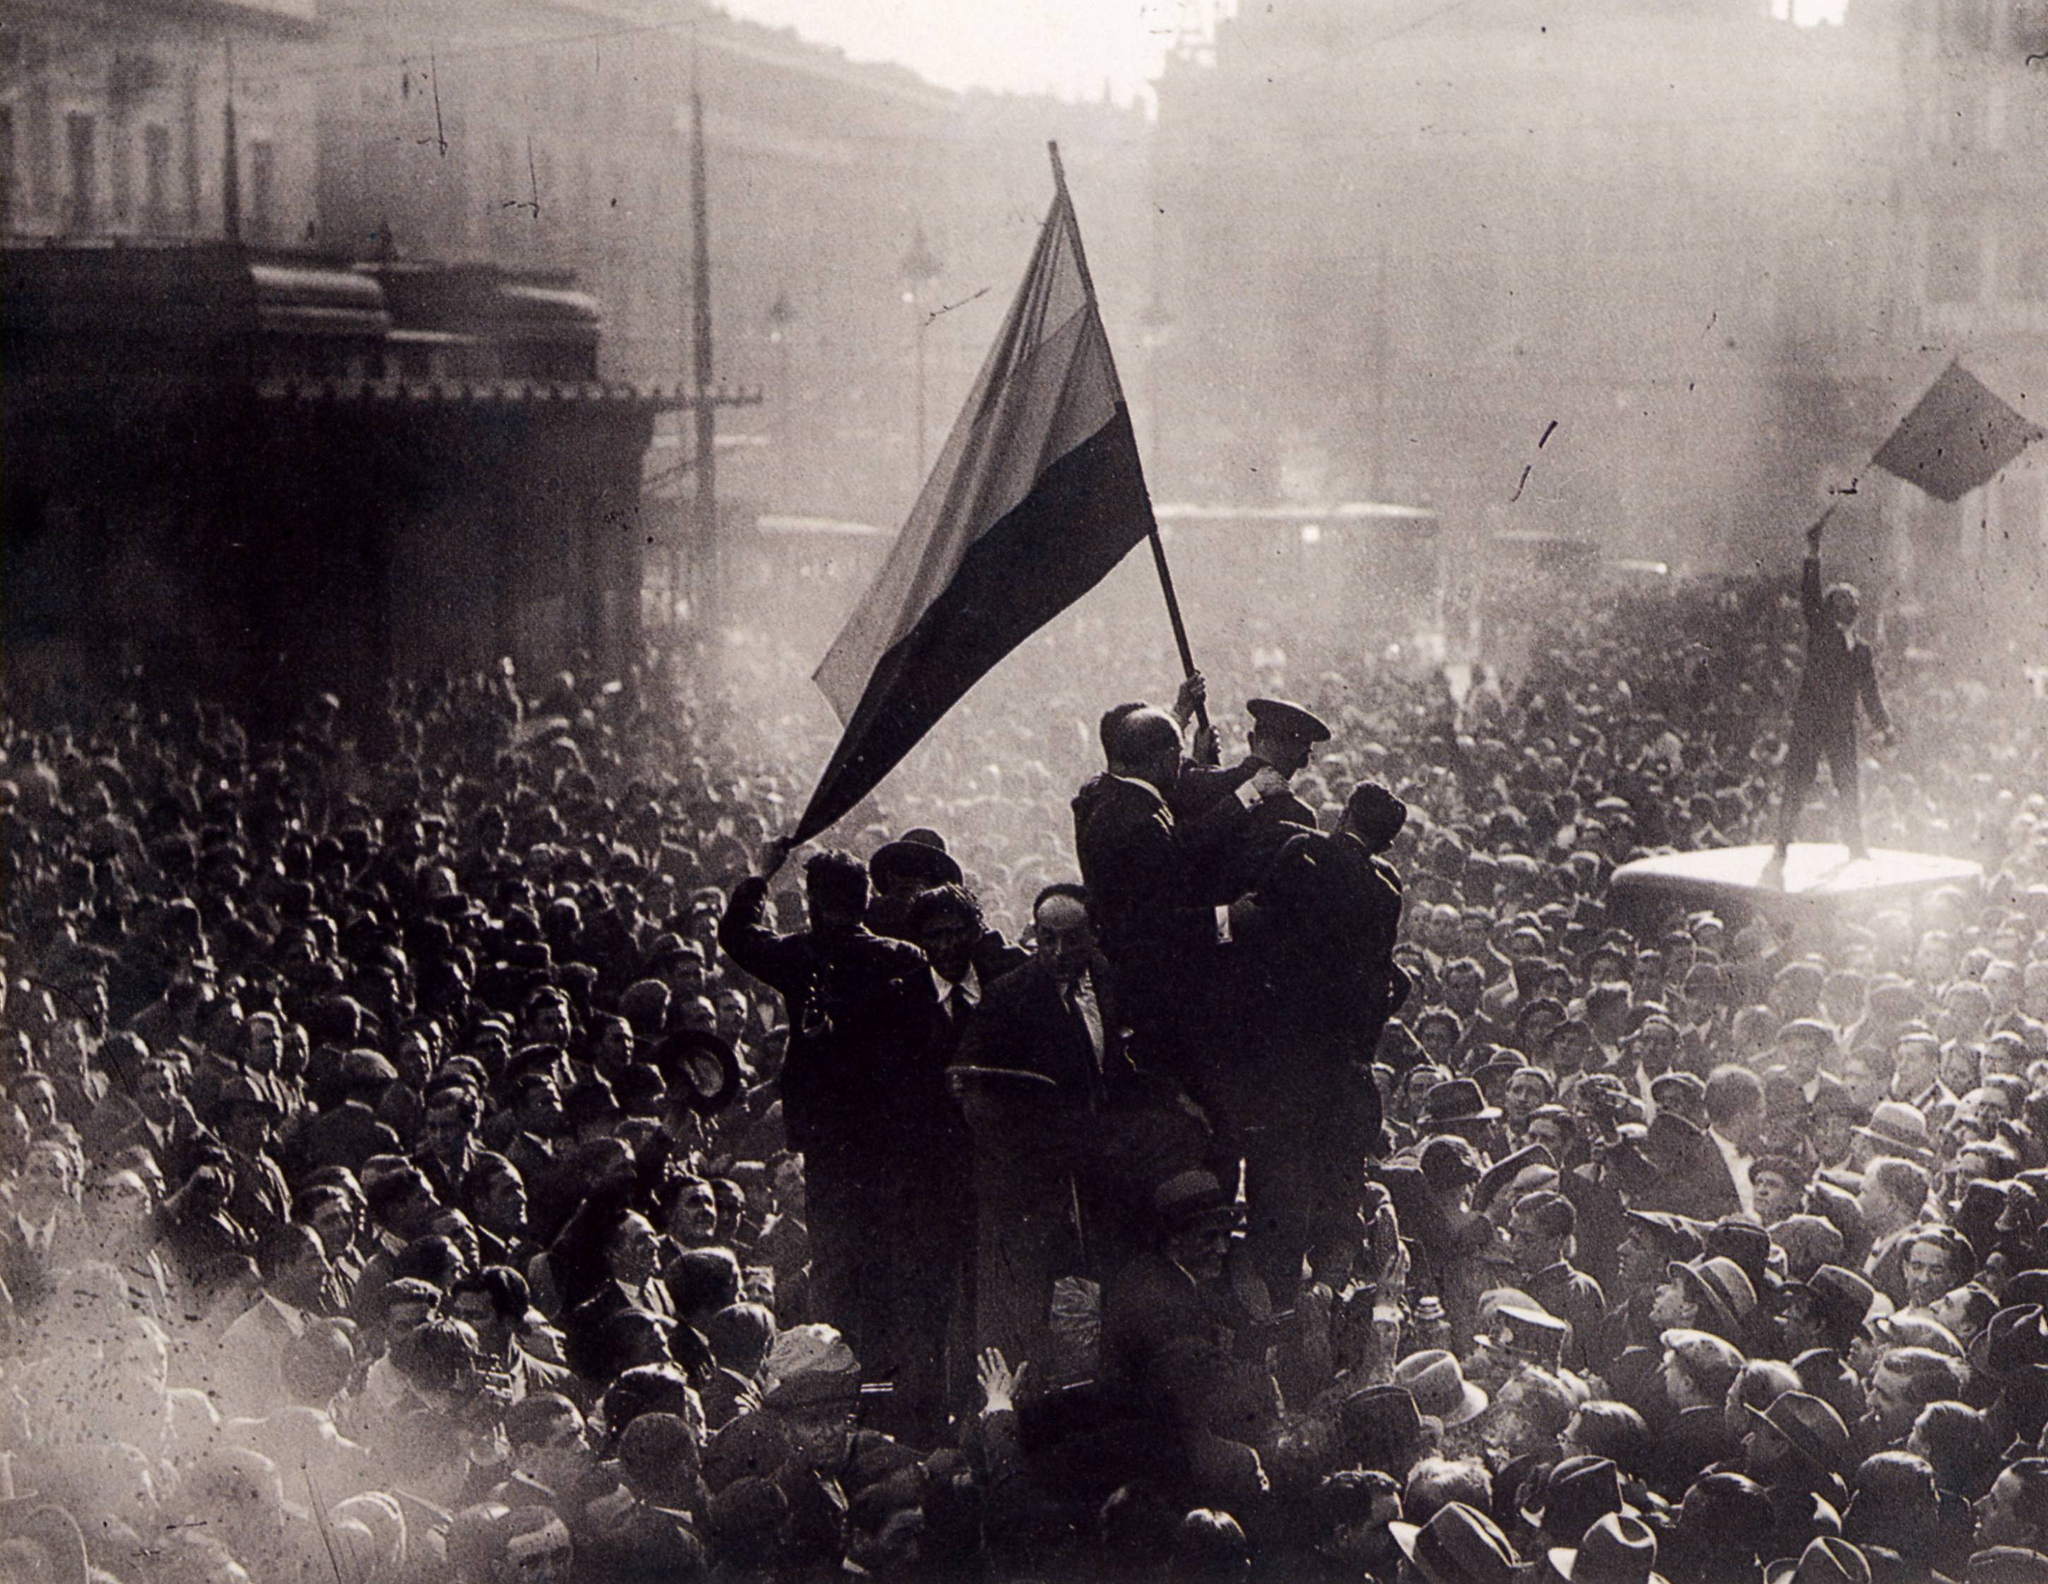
<box><xmin>1393</xmin><ymin>1349</ymin><xmax>1489</xmax><ymax>1427</ymax></box>
<box><xmin>1549</xmin><ymin>1513</ymin><xmax>1669</xmax><ymax>1584</ymax></box>
<box><xmin>1703</xmin><ymin>1218</ymin><xmax>1774</xmax><ymax>1290</ymax></box>
<box><xmin>869</xmin><ymin>839</ymin><xmax>963</xmax><ymax>890</ymax></box>
<box><xmin>1660</xmin><ymin>1328</ymin><xmax>1745</xmax><ymax>1398</ymax></box>
<box><xmin>1388</xmin><ymin>1501</ymin><xmax>1522</xmax><ymax>1584</ymax></box>
<box><xmin>1247</xmin><ymin>698</ymin><xmax>1332</xmax><ymax>743</ymax></box>
<box><xmin>1771</xmin><ymin>1216</ymin><xmax>1846</xmax><ymax>1282</ymax></box>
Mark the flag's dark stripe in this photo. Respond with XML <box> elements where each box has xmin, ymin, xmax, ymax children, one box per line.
<box><xmin>795</xmin><ymin>407</ymin><xmax>1151</xmax><ymax>843</ymax></box>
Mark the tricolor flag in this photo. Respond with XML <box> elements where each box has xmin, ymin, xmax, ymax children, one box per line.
<box><xmin>793</xmin><ymin>155</ymin><xmax>1158</xmax><ymax>844</ymax></box>
<box><xmin>1872</xmin><ymin>359</ymin><xmax>2043</xmax><ymax>503</ymax></box>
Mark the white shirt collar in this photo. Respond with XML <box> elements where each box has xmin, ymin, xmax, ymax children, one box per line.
<box><xmin>935</xmin><ymin>962</ymin><xmax>981</xmax><ymax>1008</ymax></box>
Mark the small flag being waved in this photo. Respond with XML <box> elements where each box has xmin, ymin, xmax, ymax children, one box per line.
<box><xmin>794</xmin><ymin>153</ymin><xmax>1156</xmax><ymax>844</ymax></box>
<box><xmin>1871</xmin><ymin>359</ymin><xmax>2043</xmax><ymax>503</ymax></box>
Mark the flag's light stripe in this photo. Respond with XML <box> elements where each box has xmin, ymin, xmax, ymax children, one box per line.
<box><xmin>814</xmin><ymin>197</ymin><xmax>1118</xmax><ymax>722</ymax></box>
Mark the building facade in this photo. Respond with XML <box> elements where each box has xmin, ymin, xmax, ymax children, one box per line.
<box><xmin>1146</xmin><ymin>0</ymin><xmax>2043</xmax><ymax>599</ymax></box>
<box><xmin>1</xmin><ymin>0</ymin><xmax>321</xmax><ymax>246</ymax></box>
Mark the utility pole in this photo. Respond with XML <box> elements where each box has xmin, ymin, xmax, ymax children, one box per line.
<box><xmin>221</xmin><ymin>38</ymin><xmax>241</xmax><ymax>243</ymax></box>
<box><xmin>688</xmin><ymin>39</ymin><xmax>719</xmax><ymax>642</ymax></box>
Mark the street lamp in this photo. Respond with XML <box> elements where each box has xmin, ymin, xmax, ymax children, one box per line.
<box><xmin>900</xmin><ymin>222</ymin><xmax>942</xmax><ymax>483</ymax></box>
<box><xmin>1137</xmin><ymin>294</ymin><xmax>1173</xmax><ymax>474</ymax></box>
<box><xmin>766</xmin><ymin>288</ymin><xmax>795</xmax><ymax>437</ymax></box>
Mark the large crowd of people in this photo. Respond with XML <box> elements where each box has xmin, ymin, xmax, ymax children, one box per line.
<box><xmin>2</xmin><ymin>544</ymin><xmax>2047</xmax><ymax>1584</ymax></box>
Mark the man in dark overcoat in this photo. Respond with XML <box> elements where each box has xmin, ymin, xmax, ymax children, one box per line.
<box><xmin>717</xmin><ymin>845</ymin><xmax>934</xmax><ymax>1395</ymax></box>
<box><xmin>1775</xmin><ymin>511</ymin><xmax>1896</xmax><ymax>857</ymax></box>
<box><xmin>1226</xmin><ymin>781</ymin><xmax>1410</xmax><ymax>1306</ymax></box>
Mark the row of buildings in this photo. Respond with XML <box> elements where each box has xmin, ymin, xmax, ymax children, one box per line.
<box><xmin>0</xmin><ymin>0</ymin><xmax>1147</xmax><ymax>708</ymax></box>
<box><xmin>3</xmin><ymin>0</ymin><xmax>2043</xmax><ymax>703</ymax></box>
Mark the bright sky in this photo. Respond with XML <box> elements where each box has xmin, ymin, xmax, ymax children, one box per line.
<box><xmin>717</xmin><ymin>0</ymin><xmax>1228</xmax><ymax>106</ymax></box>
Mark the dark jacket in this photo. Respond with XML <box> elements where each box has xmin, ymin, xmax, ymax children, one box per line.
<box><xmin>1174</xmin><ymin>758</ymin><xmax>1321</xmax><ymax>902</ymax></box>
<box><xmin>1792</xmin><ymin>554</ymin><xmax>1889</xmax><ymax>740</ymax></box>
<box><xmin>717</xmin><ymin>876</ymin><xmax>933</xmax><ymax>1161</ymax></box>
<box><xmin>1234</xmin><ymin>827</ymin><xmax>1406</xmax><ymax>1065</ymax></box>
<box><xmin>1072</xmin><ymin>774</ymin><xmax>1219</xmax><ymax>1014</ymax></box>
<box><xmin>954</xmin><ymin>952</ymin><xmax>1126</xmax><ymax>1113</ymax></box>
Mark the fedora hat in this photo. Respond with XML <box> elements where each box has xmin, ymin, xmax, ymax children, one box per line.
<box><xmin>1521</xmin><ymin>1455</ymin><xmax>1634</xmax><ymax>1541</ymax></box>
<box><xmin>1421</xmin><ymin>1078</ymin><xmax>1502</xmax><ymax>1127</ymax></box>
<box><xmin>1336</xmin><ymin>1384</ymin><xmax>1429</xmax><ymax>1469</ymax></box>
<box><xmin>1965</xmin><ymin>1546</ymin><xmax>2048</xmax><ymax>1584</ymax></box>
<box><xmin>1549</xmin><ymin>1513</ymin><xmax>1669</xmax><ymax>1584</ymax></box>
<box><xmin>649</xmin><ymin>1029</ymin><xmax>743</xmax><ymax>1115</ymax></box>
<box><xmin>1744</xmin><ymin>1391</ymin><xmax>1851</xmax><ymax>1478</ymax></box>
<box><xmin>1785</xmin><ymin>1265</ymin><xmax>1880</xmax><ymax>1351</ymax></box>
<box><xmin>1388</xmin><ymin>1502</ymin><xmax>1522</xmax><ymax>1584</ymax></box>
<box><xmin>1671</xmin><ymin>1255</ymin><xmax>1757</xmax><ymax>1337</ymax></box>
<box><xmin>1853</xmin><ymin>1100</ymin><xmax>1935</xmax><ymax>1162</ymax></box>
<box><xmin>1764</xmin><ymin>1536</ymin><xmax>1871</xmax><ymax>1584</ymax></box>
<box><xmin>1971</xmin><ymin>1304</ymin><xmax>2048</xmax><ymax>1381</ymax></box>
<box><xmin>1394</xmin><ymin>1349</ymin><xmax>1490</xmax><ymax>1428</ymax></box>
<box><xmin>1483</xmin><ymin>1305</ymin><xmax>1571</xmax><ymax>1370</ymax></box>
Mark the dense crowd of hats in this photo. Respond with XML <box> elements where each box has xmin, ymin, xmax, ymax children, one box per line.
<box><xmin>0</xmin><ymin>558</ymin><xmax>2045</xmax><ymax>1583</ymax></box>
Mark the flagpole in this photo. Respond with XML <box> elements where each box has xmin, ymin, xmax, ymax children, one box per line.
<box><xmin>1047</xmin><ymin>140</ymin><xmax>1209</xmax><ymax>736</ymax></box>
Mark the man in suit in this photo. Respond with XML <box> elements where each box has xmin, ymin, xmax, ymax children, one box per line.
<box><xmin>1775</xmin><ymin>510</ymin><xmax>1896</xmax><ymax>858</ymax></box>
<box><xmin>1071</xmin><ymin>705</ymin><xmax>1238</xmax><ymax>1082</ymax></box>
<box><xmin>1226</xmin><ymin>782</ymin><xmax>1410</xmax><ymax>1306</ymax></box>
<box><xmin>952</xmin><ymin>883</ymin><xmax>1126</xmax><ymax>1370</ymax></box>
<box><xmin>900</xmin><ymin>879</ymin><xmax>1025</xmax><ymax>1431</ymax></box>
<box><xmin>717</xmin><ymin>844</ymin><xmax>934</xmax><ymax>1397</ymax></box>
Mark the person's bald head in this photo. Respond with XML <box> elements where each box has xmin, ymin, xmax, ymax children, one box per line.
<box><xmin>1108</xmin><ymin>708</ymin><xmax>1183</xmax><ymax>791</ymax></box>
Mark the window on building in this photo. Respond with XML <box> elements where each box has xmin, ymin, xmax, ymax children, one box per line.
<box><xmin>0</xmin><ymin>104</ymin><xmax>13</xmax><ymax>228</ymax></box>
<box><xmin>1949</xmin><ymin>0</ymin><xmax>1994</xmax><ymax>49</ymax></box>
<box><xmin>181</xmin><ymin>69</ymin><xmax>200</xmax><ymax>230</ymax></box>
<box><xmin>28</xmin><ymin>82</ymin><xmax>53</xmax><ymax>212</ymax></box>
<box><xmin>2013</xmin><ymin>0</ymin><xmax>2048</xmax><ymax>52</ymax></box>
<box><xmin>111</xmin><ymin>122</ymin><xmax>132</xmax><ymax>222</ymax></box>
<box><xmin>2001</xmin><ymin>217</ymin><xmax>2048</xmax><ymax>300</ymax></box>
<box><xmin>143</xmin><ymin>124</ymin><xmax>171</xmax><ymax>231</ymax></box>
<box><xmin>1925</xmin><ymin>216</ymin><xmax>1985</xmax><ymax>303</ymax></box>
<box><xmin>249</xmin><ymin>138</ymin><xmax>274</xmax><ymax>242</ymax></box>
<box><xmin>65</xmin><ymin>111</ymin><xmax>95</xmax><ymax>231</ymax></box>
